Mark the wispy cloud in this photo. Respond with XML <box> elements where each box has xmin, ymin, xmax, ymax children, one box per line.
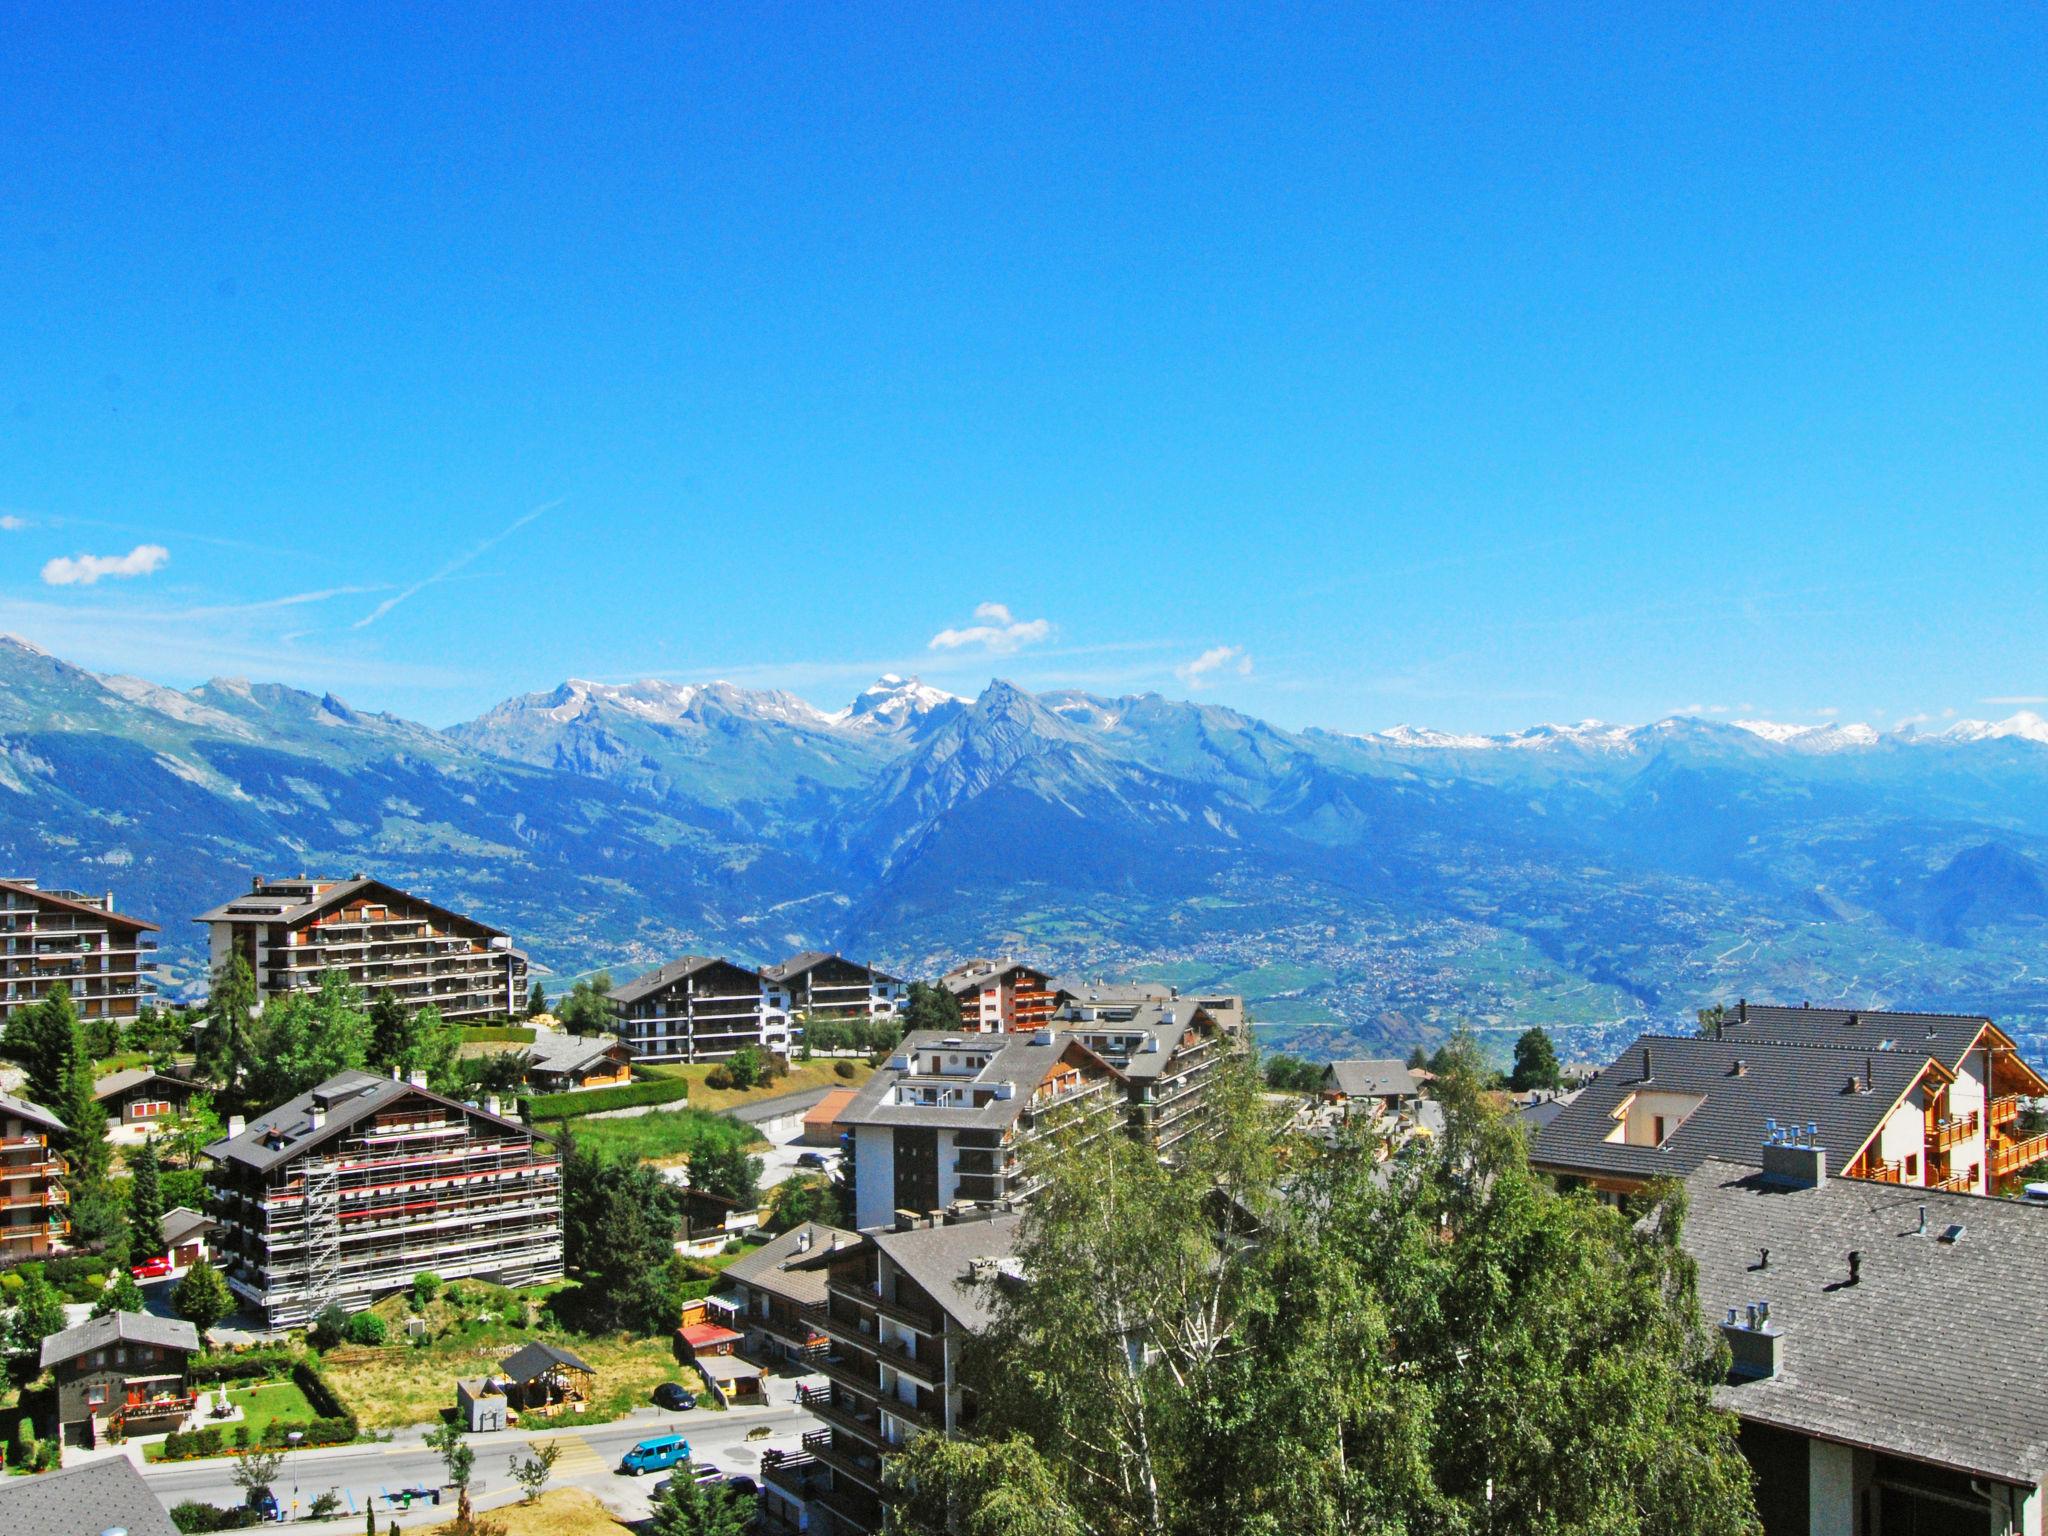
<box><xmin>1983</xmin><ymin>695</ymin><xmax>2048</xmax><ymax>706</ymax></box>
<box><xmin>41</xmin><ymin>544</ymin><xmax>169</xmax><ymax>586</ymax></box>
<box><xmin>0</xmin><ymin>516</ymin><xmax>28</xmax><ymax>532</ymax></box>
<box><xmin>354</xmin><ymin>499</ymin><xmax>562</xmax><ymax>629</ymax></box>
<box><xmin>928</xmin><ymin>602</ymin><xmax>1055</xmax><ymax>655</ymax></box>
<box><xmin>1175</xmin><ymin>644</ymin><xmax>1253</xmax><ymax>689</ymax></box>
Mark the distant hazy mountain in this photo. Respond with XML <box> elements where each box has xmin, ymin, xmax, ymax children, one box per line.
<box><xmin>3</xmin><ymin>631</ymin><xmax>2048</xmax><ymax>1059</ymax></box>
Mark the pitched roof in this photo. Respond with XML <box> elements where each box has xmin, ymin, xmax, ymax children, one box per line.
<box><xmin>526</xmin><ymin>1031</ymin><xmax>629</xmax><ymax>1074</ymax></box>
<box><xmin>723</xmin><ymin>1220</ymin><xmax>858</xmax><ymax>1309</ymax></box>
<box><xmin>837</xmin><ymin>1030</ymin><xmax>1119</xmax><ymax>1132</ymax></box>
<box><xmin>194</xmin><ymin>875</ymin><xmax>504</xmax><ymax>938</ymax></box>
<box><xmin>1059</xmin><ymin>1000</ymin><xmax>1232</xmax><ymax>1081</ymax></box>
<box><xmin>0</xmin><ymin>1453</ymin><xmax>178</xmax><ymax>1535</ymax></box>
<box><xmin>40</xmin><ymin>1309</ymin><xmax>199</xmax><ymax>1369</ymax></box>
<box><xmin>497</xmin><ymin>1340</ymin><xmax>593</xmax><ymax>1382</ymax></box>
<box><xmin>205</xmin><ymin>1068</ymin><xmax>532</xmax><ymax>1174</ymax></box>
<box><xmin>678</xmin><ymin>1322</ymin><xmax>744</xmax><ymax>1350</ymax></box>
<box><xmin>803</xmin><ymin>1088</ymin><xmax>858</xmax><ymax>1126</ymax></box>
<box><xmin>940</xmin><ymin>958</ymin><xmax>1051</xmax><ymax>996</ymax></box>
<box><xmin>1718</xmin><ymin>1001</ymin><xmax>2048</xmax><ymax>1093</ymax></box>
<box><xmin>0</xmin><ymin>1089</ymin><xmax>64</xmax><ymax>1137</ymax></box>
<box><xmin>0</xmin><ymin>877</ymin><xmax>158</xmax><ymax>933</ymax></box>
<box><xmin>1531</xmin><ymin>1033</ymin><xmax>1938</xmax><ymax>1185</ymax></box>
<box><xmin>870</xmin><ymin>1212</ymin><xmax>1023</xmax><ymax>1332</ymax></box>
<box><xmin>1323</xmin><ymin>1059</ymin><xmax>1418</xmax><ymax>1099</ymax></box>
<box><xmin>1683</xmin><ymin>1157</ymin><xmax>2048</xmax><ymax>1486</ymax></box>
<box><xmin>763</xmin><ymin>951</ymin><xmax>903</xmax><ymax>986</ymax></box>
<box><xmin>92</xmin><ymin>1066</ymin><xmax>190</xmax><ymax>1101</ymax></box>
<box><xmin>610</xmin><ymin>955</ymin><xmax>759</xmax><ymax>1006</ymax></box>
<box><xmin>160</xmin><ymin>1205</ymin><xmax>215</xmax><ymax>1248</ymax></box>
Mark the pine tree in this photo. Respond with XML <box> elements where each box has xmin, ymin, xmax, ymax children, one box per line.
<box><xmin>199</xmin><ymin>955</ymin><xmax>259</xmax><ymax>1099</ymax></box>
<box><xmin>1510</xmin><ymin>1025</ymin><xmax>1562</xmax><ymax>1091</ymax></box>
<box><xmin>526</xmin><ymin>980</ymin><xmax>547</xmax><ymax>1018</ymax></box>
<box><xmin>8</xmin><ymin>1268</ymin><xmax>64</xmax><ymax>1364</ymax></box>
<box><xmin>172</xmin><ymin>1257</ymin><xmax>233</xmax><ymax>1343</ymax></box>
<box><xmin>23</xmin><ymin>984</ymin><xmax>79</xmax><ymax>1109</ymax></box>
<box><xmin>903</xmin><ymin>980</ymin><xmax>963</xmax><ymax>1035</ymax></box>
<box><xmin>368</xmin><ymin>991</ymin><xmax>410</xmax><ymax>1069</ymax></box>
<box><xmin>128</xmin><ymin>1137</ymin><xmax>166</xmax><ymax>1262</ymax></box>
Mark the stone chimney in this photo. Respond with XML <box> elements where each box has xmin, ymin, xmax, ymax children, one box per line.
<box><xmin>226</xmin><ymin>1114</ymin><xmax>246</xmax><ymax>1139</ymax></box>
<box><xmin>407</xmin><ymin>1069</ymin><xmax>428</xmax><ymax>1089</ymax></box>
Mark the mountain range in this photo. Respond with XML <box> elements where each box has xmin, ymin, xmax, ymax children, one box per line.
<box><xmin>3</xmin><ymin>633</ymin><xmax>2048</xmax><ymax>1063</ymax></box>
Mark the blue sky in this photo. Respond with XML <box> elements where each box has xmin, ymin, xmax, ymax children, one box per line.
<box><xmin>0</xmin><ymin>5</ymin><xmax>2042</xmax><ymax>732</ymax></box>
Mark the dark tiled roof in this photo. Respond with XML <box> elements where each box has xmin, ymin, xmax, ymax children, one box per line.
<box><xmin>871</xmin><ymin>1212</ymin><xmax>1023</xmax><ymax>1332</ymax></box>
<box><xmin>93</xmin><ymin>1066</ymin><xmax>191</xmax><ymax>1101</ymax></box>
<box><xmin>526</xmin><ymin>1031</ymin><xmax>628</xmax><ymax>1074</ymax></box>
<box><xmin>160</xmin><ymin>1204</ymin><xmax>215</xmax><ymax>1247</ymax></box>
<box><xmin>723</xmin><ymin>1221</ymin><xmax>859</xmax><ymax>1309</ymax></box>
<box><xmin>1531</xmin><ymin>1033</ymin><xmax>1937</xmax><ymax>1184</ymax></box>
<box><xmin>761</xmin><ymin>951</ymin><xmax>832</xmax><ymax>982</ymax></box>
<box><xmin>0</xmin><ymin>877</ymin><xmax>159</xmax><ymax>933</ymax></box>
<box><xmin>41</xmin><ymin>1309</ymin><xmax>199</xmax><ymax>1369</ymax></box>
<box><xmin>1719</xmin><ymin>1002</ymin><xmax>1993</xmax><ymax>1072</ymax></box>
<box><xmin>194</xmin><ymin>875</ymin><xmax>504</xmax><ymax>938</ymax></box>
<box><xmin>1683</xmin><ymin>1157</ymin><xmax>2048</xmax><ymax>1486</ymax></box>
<box><xmin>0</xmin><ymin>1089</ymin><xmax>65</xmax><ymax>1137</ymax></box>
<box><xmin>205</xmin><ymin>1068</ymin><xmax>530</xmax><ymax>1174</ymax></box>
<box><xmin>610</xmin><ymin>955</ymin><xmax>755</xmax><ymax>1006</ymax></box>
<box><xmin>0</xmin><ymin>1454</ymin><xmax>178</xmax><ymax>1534</ymax></box>
<box><xmin>497</xmin><ymin>1340</ymin><xmax>594</xmax><ymax>1382</ymax></box>
<box><xmin>1324</xmin><ymin>1059</ymin><xmax>1418</xmax><ymax>1099</ymax></box>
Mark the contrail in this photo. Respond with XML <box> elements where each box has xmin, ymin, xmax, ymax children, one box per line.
<box><xmin>354</xmin><ymin>499</ymin><xmax>562</xmax><ymax>629</ymax></box>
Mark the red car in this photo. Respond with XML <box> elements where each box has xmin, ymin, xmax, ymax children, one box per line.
<box><xmin>131</xmin><ymin>1255</ymin><xmax>172</xmax><ymax>1280</ymax></box>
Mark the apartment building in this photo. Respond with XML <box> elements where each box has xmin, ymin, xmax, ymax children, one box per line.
<box><xmin>204</xmin><ymin>1068</ymin><xmax>562</xmax><ymax>1328</ymax></box>
<box><xmin>0</xmin><ymin>1090</ymin><xmax>69</xmax><ymax>1262</ymax></box>
<box><xmin>761</xmin><ymin>953</ymin><xmax>907</xmax><ymax>1022</ymax></box>
<box><xmin>764</xmin><ymin>1208</ymin><xmax>1022</xmax><ymax>1536</ymax></box>
<box><xmin>1056</xmin><ymin>991</ymin><xmax>1248</xmax><ymax>1154</ymax></box>
<box><xmin>607</xmin><ymin>956</ymin><xmax>792</xmax><ymax>1063</ymax></box>
<box><xmin>196</xmin><ymin>875</ymin><xmax>527</xmax><ymax>1023</ymax></box>
<box><xmin>1685</xmin><ymin>1151</ymin><xmax>2048</xmax><ymax>1534</ymax></box>
<box><xmin>715</xmin><ymin>1219</ymin><xmax>856</xmax><ymax>1367</ymax></box>
<box><xmin>1532</xmin><ymin>1034</ymin><xmax>1953</xmax><ymax>1197</ymax></box>
<box><xmin>1713</xmin><ymin>1002</ymin><xmax>2048</xmax><ymax>1195</ymax></box>
<box><xmin>940</xmin><ymin>959</ymin><xmax>1060</xmax><ymax>1032</ymax></box>
<box><xmin>838</xmin><ymin>1030</ymin><xmax>1123</xmax><ymax>1230</ymax></box>
<box><xmin>0</xmin><ymin>878</ymin><xmax>157</xmax><ymax>1027</ymax></box>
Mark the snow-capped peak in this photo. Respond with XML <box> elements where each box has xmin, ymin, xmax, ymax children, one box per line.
<box><xmin>838</xmin><ymin>675</ymin><xmax>966</xmax><ymax>731</ymax></box>
<box><xmin>549</xmin><ymin>678</ymin><xmax>840</xmax><ymax>730</ymax></box>
<box><xmin>1936</xmin><ymin>711</ymin><xmax>2048</xmax><ymax>746</ymax></box>
<box><xmin>1731</xmin><ymin>719</ymin><xmax>1882</xmax><ymax>752</ymax></box>
<box><xmin>1371</xmin><ymin>723</ymin><xmax>1497</xmax><ymax>750</ymax></box>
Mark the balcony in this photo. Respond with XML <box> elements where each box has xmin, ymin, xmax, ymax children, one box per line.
<box><xmin>1928</xmin><ymin>1111</ymin><xmax>1980</xmax><ymax>1153</ymax></box>
<box><xmin>1933</xmin><ymin>1171</ymin><xmax>1976</xmax><ymax>1193</ymax></box>
<box><xmin>1859</xmin><ymin>1157</ymin><xmax>1905</xmax><ymax>1185</ymax></box>
<box><xmin>815</xmin><ymin>1355</ymin><xmax>882</xmax><ymax>1399</ymax></box>
<box><xmin>809</xmin><ymin>1393</ymin><xmax>886</xmax><ymax>1448</ymax></box>
<box><xmin>1993</xmin><ymin>1134</ymin><xmax>2048</xmax><ymax>1180</ymax></box>
<box><xmin>1991</xmin><ymin>1095</ymin><xmax>2023</xmax><ymax>1128</ymax></box>
<box><xmin>804</xmin><ymin>1428</ymin><xmax>885</xmax><ymax>1491</ymax></box>
<box><xmin>829</xmin><ymin>1275</ymin><xmax>942</xmax><ymax>1335</ymax></box>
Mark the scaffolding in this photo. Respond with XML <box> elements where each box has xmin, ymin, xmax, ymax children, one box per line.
<box><xmin>299</xmin><ymin>1158</ymin><xmax>341</xmax><ymax>1322</ymax></box>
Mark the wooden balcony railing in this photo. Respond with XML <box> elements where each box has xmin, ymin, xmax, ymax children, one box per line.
<box><xmin>1993</xmin><ymin>1134</ymin><xmax>2048</xmax><ymax>1179</ymax></box>
<box><xmin>1933</xmin><ymin>1171</ymin><xmax>1976</xmax><ymax>1193</ymax></box>
<box><xmin>1928</xmin><ymin>1111</ymin><xmax>1980</xmax><ymax>1152</ymax></box>
<box><xmin>1991</xmin><ymin>1095</ymin><xmax>2023</xmax><ymax>1128</ymax></box>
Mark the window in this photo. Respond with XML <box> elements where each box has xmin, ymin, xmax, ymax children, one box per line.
<box><xmin>1906</xmin><ymin>1153</ymin><xmax>1919</xmax><ymax>1179</ymax></box>
<box><xmin>1652</xmin><ymin>1116</ymin><xmax>1667</xmax><ymax>1143</ymax></box>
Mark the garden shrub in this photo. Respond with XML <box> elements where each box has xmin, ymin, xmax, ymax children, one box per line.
<box><xmin>342</xmin><ymin>1311</ymin><xmax>387</xmax><ymax>1345</ymax></box>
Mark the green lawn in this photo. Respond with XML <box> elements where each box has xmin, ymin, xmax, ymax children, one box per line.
<box><xmin>227</xmin><ymin>1380</ymin><xmax>317</xmax><ymax>1439</ymax></box>
<box><xmin>552</xmin><ymin>1105</ymin><xmax>762</xmax><ymax>1167</ymax></box>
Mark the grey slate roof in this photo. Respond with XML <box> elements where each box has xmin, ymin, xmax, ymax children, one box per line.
<box><xmin>1716</xmin><ymin>1001</ymin><xmax>2037</xmax><ymax>1084</ymax></box>
<box><xmin>1531</xmin><ymin>1033</ymin><xmax>1935</xmax><ymax>1184</ymax></box>
<box><xmin>871</xmin><ymin>1212</ymin><xmax>1023</xmax><ymax>1332</ymax></box>
<box><xmin>723</xmin><ymin>1220</ymin><xmax>859</xmax><ymax>1309</ymax></box>
<box><xmin>526</xmin><ymin>1031</ymin><xmax>627</xmax><ymax>1074</ymax></box>
<box><xmin>160</xmin><ymin>1204</ymin><xmax>215</xmax><ymax>1248</ymax></box>
<box><xmin>0</xmin><ymin>1089</ymin><xmax>64</xmax><ymax>1137</ymax></box>
<box><xmin>1060</xmin><ymin>1000</ymin><xmax>1229</xmax><ymax>1080</ymax></box>
<box><xmin>92</xmin><ymin>1065</ymin><xmax>190</xmax><ymax>1101</ymax></box>
<box><xmin>205</xmin><ymin>1068</ymin><xmax>530</xmax><ymax>1175</ymax></box>
<box><xmin>1683</xmin><ymin>1157</ymin><xmax>2048</xmax><ymax>1486</ymax></box>
<box><xmin>1324</xmin><ymin>1059</ymin><xmax>1418</xmax><ymax>1099</ymax></box>
<box><xmin>837</xmin><ymin>1030</ymin><xmax>1117</xmax><ymax>1132</ymax></box>
<box><xmin>0</xmin><ymin>1453</ymin><xmax>178</xmax><ymax>1535</ymax></box>
<box><xmin>0</xmin><ymin>877</ymin><xmax>158</xmax><ymax>932</ymax></box>
<box><xmin>610</xmin><ymin>955</ymin><xmax>756</xmax><ymax>1006</ymax></box>
<box><xmin>40</xmin><ymin>1308</ymin><xmax>200</xmax><ymax>1369</ymax></box>
<box><xmin>940</xmin><ymin>959</ymin><xmax>1051</xmax><ymax>997</ymax></box>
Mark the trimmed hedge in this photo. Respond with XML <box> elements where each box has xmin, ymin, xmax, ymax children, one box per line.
<box><xmin>192</xmin><ymin>1348</ymin><xmax>300</xmax><ymax>1384</ymax></box>
<box><xmin>292</xmin><ymin>1358</ymin><xmax>358</xmax><ymax>1434</ymax></box>
<box><xmin>529</xmin><ymin>1076</ymin><xmax>691</xmax><ymax>1120</ymax></box>
<box><xmin>171</xmin><ymin>1499</ymin><xmax>261</xmax><ymax>1531</ymax></box>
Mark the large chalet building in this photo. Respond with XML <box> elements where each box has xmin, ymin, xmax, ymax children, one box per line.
<box><xmin>940</xmin><ymin>959</ymin><xmax>1060</xmax><ymax>1033</ymax></box>
<box><xmin>0</xmin><ymin>1091</ymin><xmax>69</xmax><ymax>1263</ymax></box>
<box><xmin>837</xmin><ymin>1029</ymin><xmax>1123</xmax><ymax>1230</ymax></box>
<box><xmin>607</xmin><ymin>956</ymin><xmax>793</xmax><ymax>1062</ymax></box>
<box><xmin>1055</xmin><ymin>990</ymin><xmax>1248</xmax><ymax>1155</ymax></box>
<box><xmin>762</xmin><ymin>953</ymin><xmax>907</xmax><ymax>1022</ymax></box>
<box><xmin>204</xmin><ymin>1068</ymin><xmax>562</xmax><ymax>1327</ymax></box>
<box><xmin>0</xmin><ymin>878</ymin><xmax>157</xmax><ymax>1028</ymax></box>
<box><xmin>196</xmin><ymin>875</ymin><xmax>527</xmax><ymax>1023</ymax></box>
<box><xmin>1534</xmin><ymin>1004</ymin><xmax>2048</xmax><ymax>1198</ymax></box>
<box><xmin>763</xmin><ymin>1208</ymin><xmax>1023</xmax><ymax>1536</ymax></box>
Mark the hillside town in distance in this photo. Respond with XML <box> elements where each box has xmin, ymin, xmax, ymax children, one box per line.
<box><xmin>0</xmin><ymin>865</ymin><xmax>2045</xmax><ymax>1536</ymax></box>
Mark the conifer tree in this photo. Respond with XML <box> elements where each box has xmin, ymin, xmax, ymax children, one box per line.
<box><xmin>198</xmin><ymin>954</ymin><xmax>259</xmax><ymax>1098</ymax></box>
<box><xmin>128</xmin><ymin>1137</ymin><xmax>166</xmax><ymax>1262</ymax></box>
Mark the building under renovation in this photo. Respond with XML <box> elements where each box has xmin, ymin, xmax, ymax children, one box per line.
<box><xmin>205</xmin><ymin>1068</ymin><xmax>562</xmax><ymax>1328</ymax></box>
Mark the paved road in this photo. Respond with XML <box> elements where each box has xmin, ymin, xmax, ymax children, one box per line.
<box><xmin>136</xmin><ymin>1403</ymin><xmax>822</xmax><ymax>1526</ymax></box>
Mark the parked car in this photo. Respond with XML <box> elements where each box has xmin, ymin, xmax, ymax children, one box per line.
<box><xmin>726</xmin><ymin>1475</ymin><xmax>758</xmax><ymax>1499</ymax></box>
<box><xmin>795</xmin><ymin>1151</ymin><xmax>829</xmax><ymax>1169</ymax></box>
<box><xmin>620</xmin><ymin>1435</ymin><xmax>692</xmax><ymax>1476</ymax></box>
<box><xmin>652</xmin><ymin>1382</ymin><xmax>697</xmax><ymax>1411</ymax></box>
<box><xmin>131</xmin><ymin>1255</ymin><xmax>172</xmax><ymax>1280</ymax></box>
<box><xmin>690</xmin><ymin>1463</ymin><xmax>726</xmax><ymax>1485</ymax></box>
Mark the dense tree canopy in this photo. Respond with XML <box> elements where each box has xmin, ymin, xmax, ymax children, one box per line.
<box><xmin>240</xmin><ymin>971</ymin><xmax>371</xmax><ymax>1111</ymax></box>
<box><xmin>559</xmin><ymin>1131</ymin><xmax>695</xmax><ymax>1333</ymax></box>
<box><xmin>556</xmin><ymin>973</ymin><xmax>613</xmax><ymax>1036</ymax></box>
<box><xmin>889</xmin><ymin>1054</ymin><xmax>1758</xmax><ymax>1536</ymax></box>
<box><xmin>367</xmin><ymin>994</ymin><xmax>462</xmax><ymax>1092</ymax></box>
<box><xmin>903</xmin><ymin>980</ymin><xmax>963</xmax><ymax>1035</ymax></box>
<box><xmin>197</xmin><ymin>955</ymin><xmax>258</xmax><ymax>1097</ymax></box>
<box><xmin>1260</xmin><ymin>1053</ymin><xmax>1323</xmax><ymax>1093</ymax></box>
<box><xmin>1510</xmin><ymin>1025</ymin><xmax>1563</xmax><ymax>1091</ymax></box>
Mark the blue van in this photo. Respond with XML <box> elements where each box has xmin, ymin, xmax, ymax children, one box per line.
<box><xmin>620</xmin><ymin>1435</ymin><xmax>692</xmax><ymax>1476</ymax></box>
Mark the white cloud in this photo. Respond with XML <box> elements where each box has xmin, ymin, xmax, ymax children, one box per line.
<box><xmin>928</xmin><ymin>602</ymin><xmax>1054</xmax><ymax>655</ymax></box>
<box><xmin>0</xmin><ymin>516</ymin><xmax>27</xmax><ymax>532</ymax></box>
<box><xmin>41</xmin><ymin>544</ymin><xmax>169</xmax><ymax>586</ymax></box>
<box><xmin>1176</xmin><ymin>644</ymin><xmax>1253</xmax><ymax>689</ymax></box>
<box><xmin>1983</xmin><ymin>695</ymin><xmax>2048</xmax><ymax>706</ymax></box>
<box><xmin>1815</xmin><ymin>706</ymin><xmax>1841</xmax><ymax>718</ymax></box>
